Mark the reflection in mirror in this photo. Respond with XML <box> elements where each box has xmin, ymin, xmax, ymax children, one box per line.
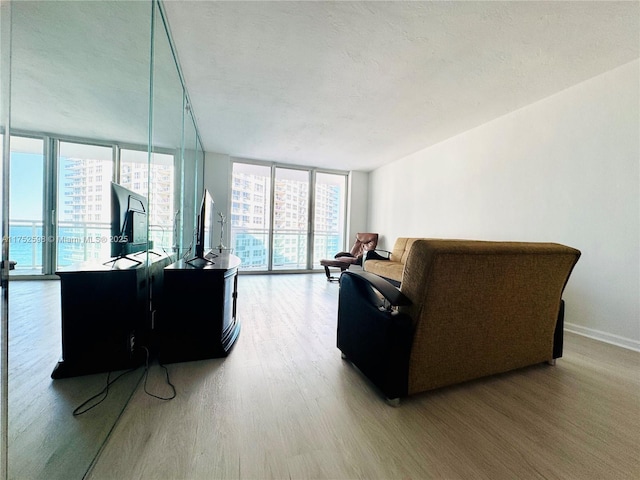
<box><xmin>8</xmin><ymin>136</ymin><xmax>44</xmax><ymax>275</ymax></box>
<box><xmin>1</xmin><ymin>1</ymin><xmax>10</xmax><ymax>477</ymax></box>
<box><xmin>182</xmin><ymin>110</ymin><xmax>200</xmax><ymax>257</ymax></box>
<box><xmin>151</xmin><ymin>2</ymin><xmax>185</xmax><ymax>256</ymax></box>
<box><xmin>121</xmin><ymin>148</ymin><xmax>176</xmax><ymax>254</ymax></box>
<box><xmin>10</xmin><ymin>1</ymin><xmax>152</xmax><ymax>145</ymax></box>
<box><xmin>7</xmin><ymin>1</ymin><xmax>153</xmax><ymax>479</ymax></box>
<box><xmin>6</xmin><ymin>0</ymin><xmax>204</xmax><ymax>476</ymax></box>
<box><xmin>56</xmin><ymin>141</ymin><xmax>115</xmax><ymax>269</ymax></box>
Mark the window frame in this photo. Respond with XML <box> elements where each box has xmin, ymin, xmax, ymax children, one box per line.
<box><xmin>8</xmin><ymin>129</ymin><xmax>179</xmax><ymax>277</ymax></box>
<box><xmin>230</xmin><ymin>158</ymin><xmax>349</xmax><ymax>273</ymax></box>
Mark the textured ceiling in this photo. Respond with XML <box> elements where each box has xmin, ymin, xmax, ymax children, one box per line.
<box><xmin>9</xmin><ymin>1</ymin><xmax>639</xmax><ymax>172</ymax></box>
<box><xmin>163</xmin><ymin>0</ymin><xmax>639</xmax><ymax>171</ymax></box>
<box><xmin>10</xmin><ymin>1</ymin><xmax>154</xmax><ymax>146</ymax></box>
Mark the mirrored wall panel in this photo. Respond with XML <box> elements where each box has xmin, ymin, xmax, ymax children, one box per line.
<box><xmin>4</xmin><ymin>1</ymin><xmax>203</xmax><ymax>478</ymax></box>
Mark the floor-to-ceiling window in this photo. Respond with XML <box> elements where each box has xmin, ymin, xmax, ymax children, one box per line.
<box><xmin>8</xmin><ymin>136</ymin><xmax>44</xmax><ymax>275</ymax></box>
<box><xmin>230</xmin><ymin>160</ymin><xmax>348</xmax><ymax>272</ymax></box>
<box><xmin>120</xmin><ymin>148</ymin><xmax>175</xmax><ymax>253</ymax></box>
<box><xmin>273</xmin><ymin>167</ymin><xmax>309</xmax><ymax>270</ymax></box>
<box><xmin>313</xmin><ymin>172</ymin><xmax>347</xmax><ymax>265</ymax></box>
<box><xmin>56</xmin><ymin>141</ymin><xmax>113</xmax><ymax>268</ymax></box>
<box><xmin>6</xmin><ymin>137</ymin><xmax>180</xmax><ymax>276</ymax></box>
<box><xmin>230</xmin><ymin>163</ymin><xmax>271</xmax><ymax>271</ymax></box>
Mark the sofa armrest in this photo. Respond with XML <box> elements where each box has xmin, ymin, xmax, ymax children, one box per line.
<box><xmin>337</xmin><ymin>272</ymin><xmax>414</xmax><ymax>399</ymax></box>
<box><xmin>334</xmin><ymin>252</ymin><xmax>356</xmax><ymax>259</ymax></box>
<box><xmin>341</xmin><ymin>270</ymin><xmax>411</xmax><ymax>307</ymax></box>
<box><xmin>365</xmin><ymin>249</ymin><xmax>391</xmax><ymax>262</ymax></box>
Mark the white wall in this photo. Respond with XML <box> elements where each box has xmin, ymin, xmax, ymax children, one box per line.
<box><xmin>368</xmin><ymin>60</ymin><xmax>639</xmax><ymax>349</ymax></box>
<box><xmin>203</xmin><ymin>152</ymin><xmax>232</xmax><ymax>248</ymax></box>
<box><xmin>347</xmin><ymin>171</ymin><xmax>370</xmax><ymax>242</ymax></box>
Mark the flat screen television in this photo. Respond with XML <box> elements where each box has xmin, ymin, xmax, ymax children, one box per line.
<box><xmin>188</xmin><ymin>189</ymin><xmax>216</xmax><ymax>266</ymax></box>
<box><xmin>108</xmin><ymin>182</ymin><xmax>150</xmax><ymax>264</ymax></box>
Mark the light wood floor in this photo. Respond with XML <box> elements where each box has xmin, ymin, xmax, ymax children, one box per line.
<box><xmin>84</xmin><ymin>273</ymin><xmax>640</xmax><ymax>480</ymax></box>
<box><xmin>8</xmin><ymin>281</ymin><xmax>142</xmax><ymax>480</ymax></box>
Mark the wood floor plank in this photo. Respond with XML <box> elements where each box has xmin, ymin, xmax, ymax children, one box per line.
<box><xmin>79</xmin><ymin>273</ymin><xmax>639</xmax><ymax>480</ymax></box>
<box><xmin>7</xmin><ymin>281</ymin><xmax>143</xmax><ymax>480</ymax></box>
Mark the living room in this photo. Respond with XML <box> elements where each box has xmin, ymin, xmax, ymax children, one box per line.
<box><xmin>1</xmin><ymin>1</ymin><xmax>638</xmax><ymax>479</ymax></box>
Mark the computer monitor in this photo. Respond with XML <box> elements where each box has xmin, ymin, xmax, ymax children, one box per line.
<box><xmin>109</xmin><ymin>182</ymin><xmax>149</xmax><ymax>262</ymax></box>
<box><xmin>187</xmin><ymin>189</ymin><xmax>216</xmax><ymax>266</ymax></box>
<box><xmin>195</xmin><ymin>189</ymin><xmax>215</xmax><ymax>259</ymax></box>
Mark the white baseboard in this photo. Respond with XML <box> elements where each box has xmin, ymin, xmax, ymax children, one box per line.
<box><xmin>565</xmin><ymin>322</ymin><xmax>640</xmax><ymax>352</ymax></box>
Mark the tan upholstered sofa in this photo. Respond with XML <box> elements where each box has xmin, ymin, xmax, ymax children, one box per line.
<box><xmin>338</xmin><ymin>239</ymin><xmax>581</xmax><ymax>403</ymax></box>
<box><xmin>363</xmin><ymin>237</ymin><xmax>426</xmax><ymax>283</ymax></box>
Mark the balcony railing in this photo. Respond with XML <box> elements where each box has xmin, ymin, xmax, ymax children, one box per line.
<box><xmin>5</xmin><ymin>220</ymin><xmax>46</xmax><ymax>273</ymax></box>
<box><xmin>7</xmin><ymin>219</ymin><xmax>171</xmax><ymax>274</ymax></box>
<box><xmin>230</xmin><ymin>227</ymin><xmax>341</xmax><ymax>271</ymax></box>
<box><xmin>312</xmin><ymin>230</ymin><xmax>342</xmax><ymax>264</ymax></box>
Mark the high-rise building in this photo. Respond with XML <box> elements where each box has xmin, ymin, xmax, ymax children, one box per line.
<box><xmin>59</xmin><ymin>157</ymin><xmax>113</xmax><ymax>263</ymax></box>
<box><xmin>59</xmin><ymin>154</ymin><xmax>174</xmax><ymax>264</ymax></box>
<box><xmin>230</xmin><ymin>169</ymin><xmax>343</xmax><ymax>270</ymax></box>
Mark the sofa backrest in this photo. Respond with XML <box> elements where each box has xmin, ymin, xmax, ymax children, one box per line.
<box><xmin>398</xmin><ymin>239</ymin><xmax>581</xmax><ymax>394</ymax></box>
<box><xmin>389</xmin><ymin>237</ymin><xmax>427</xmax><ymax>264</ymax></box>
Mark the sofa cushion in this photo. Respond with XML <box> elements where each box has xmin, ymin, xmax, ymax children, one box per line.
<box><xmin>365</xmin><ymin>237</ymin><xmax>428</xmax><ymax>283</ymax></box>
<box><xmin>363</xmin><ymin>259</ymin><xmax>404</xmax><ymax>283</ymax></box>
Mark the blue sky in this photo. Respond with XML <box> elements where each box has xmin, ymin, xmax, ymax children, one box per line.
<box><xmin>10</xmin><ymin>152</ymin><xmax>43</xmax><ymax>220</ymax></box>
<box><xmin>9</xmin><ymin>152</ymin><xmax>76</xmax><ymax>221</ymax></box>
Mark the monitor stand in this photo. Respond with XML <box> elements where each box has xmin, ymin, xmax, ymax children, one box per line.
<box><xmin>103</xmin><ymin>249</ymin><xmax>161</xmax><ymax>267</ymax></box>
<box><xmin>185</xmin><ymin>256</ymin><xmax>214</xmax><ymax>268</ymax></box>
<box><xmin>103</xmin><ymin>254</ymin><xmax>143</xmax><ymax>267</ymax></box>
<box><xmin>186</xmin><ymin>249</ymin><xmax>217</xmax><ymax>267</ymax></box>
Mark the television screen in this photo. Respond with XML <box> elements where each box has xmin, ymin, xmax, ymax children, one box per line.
<box><xmin>110</xmin><ymin>182</ymin><xmax>149</xmax><ymax>259</ymax></box>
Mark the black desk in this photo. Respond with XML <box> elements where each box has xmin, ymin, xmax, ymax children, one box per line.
<box><xmin>52</xmin><ymin>251</ymin><xmax>173</xmax><ymax>379</ymax></box>
<box><xmin>157</xmin><ymin>252</ymin><xmax>241</xmax><ymax>364</ymax></box>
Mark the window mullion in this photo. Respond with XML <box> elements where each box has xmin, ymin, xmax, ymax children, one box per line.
<box><xmin>307</xmin><ymin>170</ymin><xmax>316</xmax><ymax>270</ymax></box>
<box><xmin>42</xmin><ymin>136</ymin><xmax>57</xmax><ymax>275</ymax></box>
<box><xmin>268</xmin><ymin>164</ymin><xmax>276</xmax><ymax>271</ymax></box>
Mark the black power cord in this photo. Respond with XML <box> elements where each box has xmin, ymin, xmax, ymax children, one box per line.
<box><xmin>140</xmin><ymin>346</ymin><xmax>176</xmax><ymax>401</ymax></box>
<box><xmin>72</xmin><ymin>368</ymin><xmax>138</xmax><ymax>416</ymax></box>
<box><xmin>72</xmin><ymin>345</ymin><xmax>176</xmax><ymax>416</ymax></box>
